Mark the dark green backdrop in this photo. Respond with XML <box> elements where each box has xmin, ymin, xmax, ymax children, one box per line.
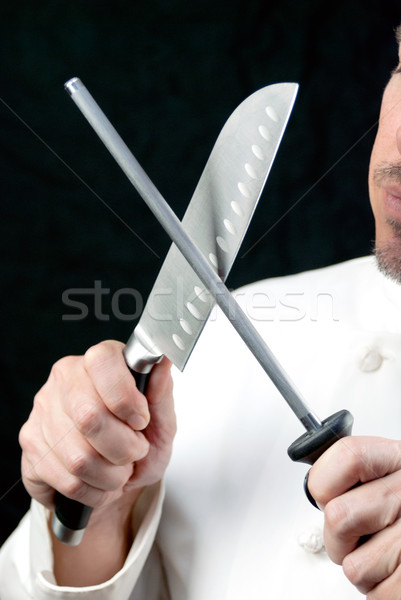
<box><xmin>1</xmin><ymin>1</ymin><xmax>401</xmax><ymax>543</ymax></box>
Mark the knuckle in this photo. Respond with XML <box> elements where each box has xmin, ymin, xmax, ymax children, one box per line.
<box><xmin>66</xmin><ymin>452</ymin><xmax>90</xmax><ymax>478</ymax></box>
<box><xmin>32</xmin><ymin>391</ymin><xmax>44</xmax><ymax>413</ymax></box>
<box><xmin>50</xmin><ymin>355</ymin><xmax>76</xmax><ymax>384</ymax></box>
<box><xmin>59</xmin><ymin>478</ymin><xmax>111</xmax><ymax>508</ymax></box>
<box><xmin>84</xmin><ymin>341</ymin><xmax>117</xmax><ymax>372</ymax></box>
<box><xmin>61</xmin><ymin>477</ymin><xmax>88</xmax><ymax>501</ymax></box>
<box><xmin>84</xmin><ymin>343</ymin><xmax>106</xmax><ymax>371</ymax></box>
<box><xmin>114</xmin><ymin>449</ymin><xmax>138</xmax><ymax>467</ymax></box>
<box><xmin>19</xmin><ymin>412</ymin><xmax>42</xmax><ymax>457</ymax></box>
<box><xmin>74</xmin><ymin>403</ymin><xmax>102</xmax><ymax>437</ymax></box>
<box><xmin>49</xmin><ymin>359</ymin><xmax>64</xmax><ymax>383</ymax></box>
<box><xmin>109</xmin><ymin>392</ymin><xmax>131</xmax><ymax>416</ymax></box>
<box><xmin>31</xmin><ymin>390</ymin><xmax>51</xmax><ymax>421</ymax></box>
<box><xmin>111</xmin><ymin>454</ymin><xmax>129</xmax><ymax>467</ymax></box>
<box><xmin>342</xmin><ymin>554</ymin><xmax>364</xmax><ymax>588</ymax></box>
<box><xmin>121</xmin><ymin>463</ymin><xmax>135</xmax><ymax>485</ymax></box>
<box><xmin>117</xmin><ymin>436</ymin><xmax>149</xmax><ymax>466</ymax></box>
<box><xmin>18</xmin><ymin>422</ymin><xmax>32</xmax><ymax>453</ymax></box>
<box><xmin>108</xmin><ymin>466</ymin><xmax>133</xmax><ymax>490</ymax></box>
<box><xmin>324</xmin><ymin>496</ymin><xmax>351</xmax><ymax>536</ymax></box>
<box><xmin>136</xmin><ymin>437</ymin><xmax>151</xmax><ymax>461</ymax></box>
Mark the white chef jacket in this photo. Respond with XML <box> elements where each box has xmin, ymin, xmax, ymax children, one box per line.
<box><xmin>2</xmin><ymin>255</ymin><xmax>401</xmax><ymax>599</ymax></box>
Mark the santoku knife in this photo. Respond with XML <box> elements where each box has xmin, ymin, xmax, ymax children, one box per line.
<box><xmin>53</xmin><ymin>78</ymin><xmax>299</xmax><ymax>544</ymax></box>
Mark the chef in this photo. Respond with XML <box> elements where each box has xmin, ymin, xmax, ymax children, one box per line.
<box><xmin>1</xmin><ymin>23</ymin><xmax>401</xmax><ymax>600</ymax></box>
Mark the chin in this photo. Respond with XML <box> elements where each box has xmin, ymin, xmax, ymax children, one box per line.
<box><xmin>374</xmin><ymin>236</ymin><xmax>401</xmax><ymax>284</ymax></box>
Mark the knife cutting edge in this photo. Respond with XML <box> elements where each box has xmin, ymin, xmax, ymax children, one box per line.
<box><xmin>52</xmin><ymin>78</ymin><xmax>353</xmax><ymax>545</ymax></box>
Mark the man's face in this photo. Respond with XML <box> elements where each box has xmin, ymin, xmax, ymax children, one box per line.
<box><xmin>370</xmin><ymin>34</ymin><xmax>401</xmax><ymax>281</ymax></box>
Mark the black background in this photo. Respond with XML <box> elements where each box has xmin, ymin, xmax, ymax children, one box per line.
<box><xmin>1</xmin><ymin>1</ymin><xmax>401</xmax><ymax>544</ymax></box>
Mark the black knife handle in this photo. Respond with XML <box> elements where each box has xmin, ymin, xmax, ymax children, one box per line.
<box><xmin>52</xmin><ymin>367</ymin><xmax>151</xmax><ymax>545</ymax></box>
<box><xmin>130</xmin><ymin>369</ymin><xmax>151</xmax><ymax>395</ymax></box>
<box><xmin>287</xmin><ymin>409</ymin><xmax>354</xmax><ymax>508</ymax></box>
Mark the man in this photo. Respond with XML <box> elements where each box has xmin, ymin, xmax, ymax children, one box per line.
<box><xmin>1</xmin><ymin>25</ymin><xmax>401</xmax><ymax>600</ymax></box>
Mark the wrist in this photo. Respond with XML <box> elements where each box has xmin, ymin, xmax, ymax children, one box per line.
<box><xmin>50</xmin><ymin>489</ymin><xmax>144</xmax><ymax>587</ymax></box>
<box><xmin>88</xmin><ymin>488</ymin><xmax>143</xmax><ymax>532</ymax></box>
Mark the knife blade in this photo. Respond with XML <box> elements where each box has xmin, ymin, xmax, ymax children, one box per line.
<box><xmin>52</xmin><ymin>78</ymin><xmax>298</xmax><ymax>545</ymax></box>
<box><xmin>124</xmin><ymin>81</ymin><xmax>299</xmax><ymax>375</ymax></box>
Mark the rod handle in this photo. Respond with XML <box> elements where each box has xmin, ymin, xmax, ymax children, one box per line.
<box><xmin>287</xmin><ymin>409</ymin><xmax>354</xmax><ymax>509</ymax></box>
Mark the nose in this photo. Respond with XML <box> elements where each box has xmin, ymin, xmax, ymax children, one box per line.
<box><xmin>396</xmin><ymin>126</ymin><xmax>401</xmax><ymax>154</ymax></box>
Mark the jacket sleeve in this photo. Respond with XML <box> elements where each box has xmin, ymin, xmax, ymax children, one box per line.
<box><xmin>0</xmin><ymin>482</ymin><xmax>165</xmax><ymax>599</ymax></box>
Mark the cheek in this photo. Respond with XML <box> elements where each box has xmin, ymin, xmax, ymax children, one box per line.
<box><xmin>368</xmin><ymin>138</ymin><xmax>389</xmax><ymax>242</ymax></box>
<box><xmin>367</xmin><ymin>88</ymin><xmax>400</xmax><ymax>219</ymax></box>
<box><xmin>368</xmin><ymin>141</ymin><xmax>381</xmax><ymax>214</ymax></box>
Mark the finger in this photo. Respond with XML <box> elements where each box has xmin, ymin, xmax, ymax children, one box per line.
<box><xmin>309</xmin><ymin>436</ymin><xmax>401</xmax><ymax>507</ymax></box>
<box><xmin>323</xmin><ymin>469</ymin><xmax>401</xmax><ymax>564</ymax></box>
<box><xmin>133</xmin><ymin>358</ymin><xmax>176</xmax><ymax>486</ymax></box>
<box><xmin>144</xmin><ymin>357</ymin><xmax>175</xmax><ymax>447</ymax></box>
<box><xmin>366</xmin><ymin>563</ymin><xmax>401</xmax><ymax>600</ymax></box>
<box><xmin>22</xmin><ymin>452</ymin><xmax>110</xmax><ymax>509</ymax></box>
<box><xmin>21</xmin><ymin>453</ymin><xmax>54</xmax><ymax>509</ymax></box>
<box><xmin>56</xmin><ymin>384</ymin><xmax>150</xmax><ymax>467</ymax></box>
<box><xmin>44</xmin><ymin>353</ymin><xmax>150</xmax><ymax>466</ymax></box>
<box><xmin>83</xmin><ymin>340</ymin><xmax>150</xmax><ymax>430</ymax></box>
<box><xmin>22</xmin><ymin>406</ymin><xmax>135</xmax><ymax>493</ymax></box>
<box><xmin>342</xmin><ymin>518</ymin><xmax>401</xmax><ymax>595</ymax></box>
<box><xmin>46</xmin><ymin>421</ymin><xmax>135</xmax><ymax>490</ymax></box>
<box><xmin>20</xmin><ymin>414</ymin><xmax>111</xmax><ymax>509</ymax></box>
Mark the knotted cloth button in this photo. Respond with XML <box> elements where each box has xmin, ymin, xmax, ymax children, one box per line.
<box><xmin>297</xmin><ymin>526</ymin><xmax>324</xmax><ymax>553</ymax></box>
<box><xmin>358</xmin><ymin>348</ymin><xmax>384</xmax><ymax>373</ymax></box>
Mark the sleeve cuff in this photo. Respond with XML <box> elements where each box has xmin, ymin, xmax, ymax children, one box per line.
<box><xmin>32</xmin><ymin>481</ymin><xmax>164</xmax><ymax>599</ymax></box>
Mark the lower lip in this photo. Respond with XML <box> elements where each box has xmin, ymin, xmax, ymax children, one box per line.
<box><xmin>384</xmin><ymin>190</ymin><xmax>401</xmax><ymax>221</ymax></box>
